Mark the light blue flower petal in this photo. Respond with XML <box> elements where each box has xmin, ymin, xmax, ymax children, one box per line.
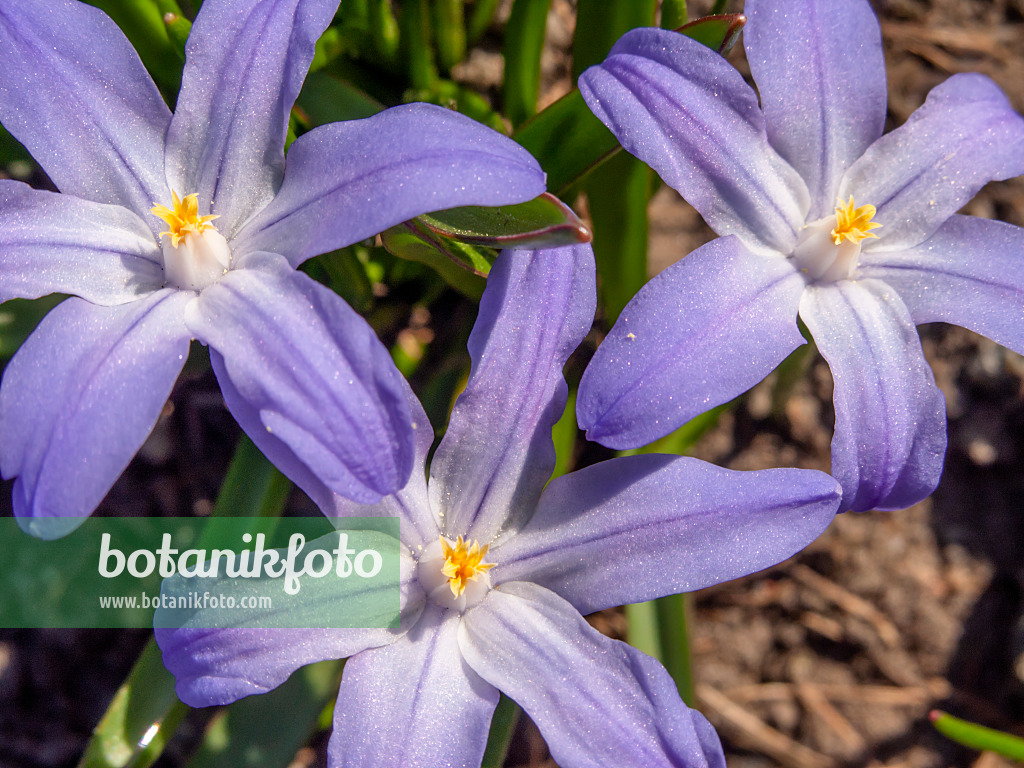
<box><xmin>330</xmin><ymin>603</ymin><xmax>498</xmax><ymax>768</ymax></box>
<box><xmin>799</xmin><ymin>280</ymin><xmax>947</xmax><ymax>512</ymax></box>
<box><xmin>0</xmin><ymin>181</ymin><xmax>163</xmax><ymax>304</ymax></box>
<box><xmin>0</xmin><ymin>0</ymin><xmax>171</xmax><ymax>221</ymax></box>
<box><xmin>493</xmin><ymin>457</ymin><xmax>840</xmax><ymax>615</ymax></box>
<box><xmin>459</xmin><ymin>582</ymin><xmax>726</xmax><ymax>768</ymax></box>
<box><xmin>234</xmin><ymin>103</ymin><xmax>546</xmax><ymax>267</ymax></box>
<box><xmin>745</xmin><ymin>0</ymin><xmax>886</xmax><ymax>218</ymax></box>
<box><xmin>0</xmin><ymin>291</ymin><xmax>192</xmax><ymax>539</ymax></box>
<box><xmin>187</xmin><ymin>254</ymin><xmax>414</xmax><ymax>505</ymax></box>
<box><xmin>157</xmin><ymin>624</ymin><xmax>400</xmax><ymax>707</ymax></box>
<box><xmin>578</xmin><ymin>27</ymin><xmax>808</xmax><ymax>255</ymax></box>
<box><xmin>323</xmin><ymin>380</ymin><xmax>441</xmax><ymax>549</ymax></box>
<box><xmin>428</xmin><ymin>245</ymin><xmax>595</xmax><ymax>543</ymax></box>
<box><xmin>156</xmin><ymin>548</ymin><xmax>422</xmax><ymax>706</ymax></box>
<box><xmin>164</xmin><ymin>0</ymin><xmax>337</xmax><ymax>237</ymax></box>
<box><xmin>842</xmin><ymin>73</ymin><xmax>1024</xmax><ymax>252</ymax></box>
<box><xmin>860</xmin><ymin>215</ymin><xmax>1024</xmax><ymax>356</ymax></box>
<box><xmin>577</xmin><ymin>236</ymin><xmax>805</xmax><ymax>449</ymax></box>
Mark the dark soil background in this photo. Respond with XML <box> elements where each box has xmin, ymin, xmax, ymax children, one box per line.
<box><xmin>2</xmin><ymin>1</ymin><xmax>1024</xmax><ymax>767</ymax></box>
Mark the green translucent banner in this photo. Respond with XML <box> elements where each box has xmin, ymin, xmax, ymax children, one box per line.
<box><xmin>0</xmin><ymin>517</ymin><xmax>401</xmax><ymax>629</ymax></box>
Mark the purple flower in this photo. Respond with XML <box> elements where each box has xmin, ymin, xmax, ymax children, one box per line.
<box><xmin>575</xmin><ymin>0</ymin><xmax>1024</xmax><ymax>512</ymax></box>
<box><xmin>157</xmin><ymin>244</ymin><xmax>843</xmax><ymax>768</ymax></box>
<box><xmin>0</xmin><ymin>0</ymin><xmax>546</xmax><ymax>537</ymax></box>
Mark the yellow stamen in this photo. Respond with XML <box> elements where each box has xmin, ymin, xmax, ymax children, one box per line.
<box><xmin>830</xmin><ymin>196</ymin><xmax>881</xmax><ymax>246</ymax></box>
<box><xmin>151</xmin><ymin>191</ymin><xmax>220</xmax><ymax>247</ymax></box>
<box><xmin>439</xmin><ymin>535</ymin><xmax>496</xmax><ymax>598</ymax></box>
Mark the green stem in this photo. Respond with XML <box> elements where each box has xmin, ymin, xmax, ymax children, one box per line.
<box><xmin>467</xmin><ymin>0</ymin><xmax>502</xmax><ymax>43</ymax></box>
<box><xmin>625</xmin><ymin>601</ymin><xmax>663</xmax><ymax>660</ymax></box>
<box><xmin>432</xmin><ymin>0</ymin><xmax>467</xmax><ymax>73</ymax></box>
<box><xmin>655</xmin><ymin>593</ymin><xmax>695</xmax><ymax>706</ymax></box>
<box><xmin>502</xmin><ymin>0</ymin><xmax>553</xmax><ymax>127</ymax></box>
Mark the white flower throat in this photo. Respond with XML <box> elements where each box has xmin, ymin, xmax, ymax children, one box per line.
<box><xmin>791</xmin><ymin>196</ymin><xmax>881</xmax><ymax>283</ymax></box>
<box><xmin>151</xmin><ymin>192</ymin><xmax>232</xmax><ymax>291</ymax></box>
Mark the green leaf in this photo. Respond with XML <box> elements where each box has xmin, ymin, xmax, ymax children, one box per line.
<box><xmin>0</xmin><ymin>295</ymin><xmax>64</xmax><ymax>362</ymax></box>
<box><xmin>400</xmin><ymin>0</ymin><xmax>438</xmax><ymax>90</ymax></box>
<box><xmin>432</xmin><ymin>0</ymin><xmax>467</xmax><ymax>73</ymax></box>
<box><xmin>513</xmin><ymin>90</ymin><xmax>619</xmax><ymax>197</ymax></box>
<box><xmin>502</xmin><ymin>0</ymin><xmax>553</xmax><ymax>127</ymax></box>
<box><xmin>295</xmin><ymin>71</ymin><xmax>384</xmax><ymax>127</ymax></box>
<box><xmin>676</xmin><ymin>13</ymin><xmax>746</xmax><ymax>54</ymax></box>
<box><xmin>404</xmin><ymin>79</ymin><xmax>508</xmax><ymax>134</ymax></box>
<box><xmin>188</xmin><ymin>661</ymin><xmax>343</xmax><ymax>768</ymax></box>
<box><xmin>930</xmin><ymin>711</ymin><xmax>1024</xmax><ymax>761</ymax></box>
<box><xmin>584</xmin><ymin>153</ymin><xmax>651</xmax><ymax>323</ymax></box>
<box><xmin>572</xmin><ymin>0</ymin><xmax>657</xmax><ymax>78</ymax></box>
<box><xmin>381</xmin><ymin>222</ymin><xmax>487</xmax><ymax>298</ymax></box>
<box><xmin>466</xmin><ymin>0</ymin><xmax>502</xmax><ymax>44</ymax></box>
<box><xmin>480</xmin><ymin>695</ymin><xmax>520</xmax><ymax>768</ymax></box>
<box><xmin>76</xmin><ymin>641</ymin><xmax>188</xmax><ymax>768</ymax></box>
<box><xmin>419</xmin><ymin>192</ymin><xmax>591</xmax><ymax>249</ymax></box>
<box><xmin>661</xmin><ymin>0</ymin><xmax>688</xmax><ymax>29</ymax></box>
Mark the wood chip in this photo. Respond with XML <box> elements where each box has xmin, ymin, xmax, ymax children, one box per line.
<box><xmin>696</xmin><ymin>684</ymin><xmax>838</xmax><ymax>768</ymax></box>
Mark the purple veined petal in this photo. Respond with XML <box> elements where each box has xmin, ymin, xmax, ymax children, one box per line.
<box><xmin>842</xmin><ymin>73</ymin><xmax>1024</xmax><ymax>252</ymax></box>
<box><xmin>330</xmin><ymin>603</ymin><xmax>499</xmax><ymax>768</ymax></box>
<box><xmin>459</xmin><ymin>582</ymin><xmax>726</xmax><ymax>768</ymax></box>
<box><xmin>157</xmin><ymin>623</ymin><xmax>400</xmax><ymax>707</ymax></box>
<box><xmin>156</xmin><ymin>547</ymin><xmax>422</xmax><ymax>707</ymax></box>
<box><xmin>427</xmin><ymin>245</ymin><xmax>596</xmax><ymax>543</ymax></box>
<box><xmin>0</xmin><ymin>290</ymin><xmax>192</xmax><ymax>539</ymax></box>
<box><xmin>219</xmin><ymin>349</ymin><xmax>439</xmax><ymax>549</ymax></box>
<box><xmin>577</xmin><ymin>236</ymin><xmax>805</xmax><ymax>450</ymax></box>
<box><xmin>0</xmin><ymin>0</ymin><xmax>171</xmax><ymax>223</ymax></box>
<box><xmin>493</xmin><ymin>456</ymin><xmax>840</xmax><ymax>615</ymax></box>
<box><xmin>799</xmin><ymin>279</ymin><xmax>947</xmax><ymax>512</ymax></box>
<box><xmin>326</xmin><ymin>380</ymin><xmax>441</xmax><ymax>550</ymax></box>
<box><xmin>578</xmin><ymin>27</ymin><xmax>809</xmax><ymax>255</ymax></box>
<box><xmin>744</xmin><ymin>0</ymin><xmax>886</xmax><ymax>219</ymax></box>
<box><xmin>234</xmin><ymin>103</ymin><xmax>547</xmax><ymax>267</ymax></box>
<box><xmin>187</xmin><ymin>255</ymin><xmax>414</xmax><ymax>505</ymax></box>
<box><xmin>164</xmin><ymin>0</ymin><xmax>338</xmax><ymax>238</ymax></box>
<box><xmin>859</xmin><ymin>215</ymin><xmax>1024</xmax><ymax>356</ymax></box>
<box><xmin>0</xmin><ymin>181</ymin><xmax>164</xmax><ymax>304</ymax></box>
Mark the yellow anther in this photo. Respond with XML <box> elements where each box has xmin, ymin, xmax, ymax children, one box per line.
<box><xmin>151</xmin><ymin>191</ymin><xmax>220</xmax><ymax>247</ymax></box>
<box><xmin>830</xmin><ymin>196</ymin><xmax>881</xmax><ymax>246</ymax></box>
<box><xmin>439</xmin><ymin>535</ymin><xmax>495</xmax><ymax>598</ymax></box>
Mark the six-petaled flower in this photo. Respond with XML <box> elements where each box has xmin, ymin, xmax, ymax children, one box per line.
<box><xmin>576</xmin><ymin>0</ymin><xmax>1024</xmax><ymax>512</ymax></box>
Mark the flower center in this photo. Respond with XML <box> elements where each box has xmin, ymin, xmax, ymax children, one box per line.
<box><xmin>417</xmin><ymin>535</ymin><xmax>496</xmax><ymax>612</ymax></box>
<box><xmin>791</xmin><ymin>196</ymin><xmax>882</xmax><ymax>283</ymax></box>
<box><xmin>151</xmin><ymin>191</ymin><xmax>231</xmax><ymax>291</ymax></box>
<box><xmin>830</xmin><ymin>196</ymin><xmax>881</xmax><ymax>246</ymax></box>
<box><xmin>440</xmin><ymin>535</ymin><xmax>496</xmax><ymax>598</ymax></box>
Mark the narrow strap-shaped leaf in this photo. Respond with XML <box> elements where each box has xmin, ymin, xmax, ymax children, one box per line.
<box><xmin>662</xmin><ymin>0</ymin><xmax>688</xmax><ymax>28</ymax></box>
<box><xmin>432</xmin><ymin>0</ymin><xmax>467</xmax><ymax>73</ymax></box>
<box><xmin>930</xmin><ymin>711</ymin><xmax>1024</xmax><ymax>761</ymax></box>
<box><xmin>400</xmin><ymin>0</ymin><xmax>438</xmax><ymax>90</ymax></box>
<box><xmin>467</xmin><ymin>0</ymin><xmax>502</xmax><ymax>44</ymax></box>
<box><xmin>480</xmin><ymin>695</ymin><xmax>521</xmax><ymax>768</ymax></box>
<box><xmin>503</xmin><ymin>0</ymin><xmax>553</xmax><ymax>127</ymax></box>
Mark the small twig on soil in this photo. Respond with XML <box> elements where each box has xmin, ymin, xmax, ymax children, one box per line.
<box><xmin>696</xmin><ymin>684</ymin><xmax>839</xmax><ymax>768</ymax></box>
<box><xmin>788</xmin><ymin>563</ymin><xmax>902</xmax><ymax>648</ymax></box>
<box><xmin>796</xmin><ymin>682</ymin><xmax>869</xmax><ymax>755</ymax></box>
<box><xmin>722</xmin><ymin>679</ymin><xmax>952</xmax><ymax>707</ymax></box>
